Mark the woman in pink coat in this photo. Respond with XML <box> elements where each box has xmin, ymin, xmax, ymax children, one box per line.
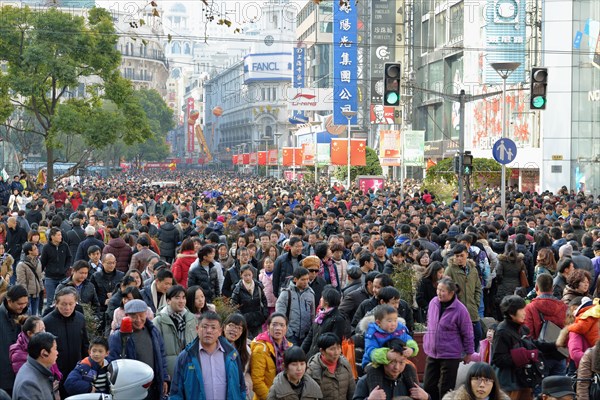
<box><xmin>9</xmin><ymin>316</ymin><xmax>62</xmax><ymax>379</ymax></box>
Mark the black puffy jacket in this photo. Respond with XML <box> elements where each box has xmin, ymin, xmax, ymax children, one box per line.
<box><xmin>187</xmin><ymin>262</ymin><xmax>220</xmax><ymax>303</ymax></box>
<box><xmin>158</xmin><ymin>222</ymin><xmax>181</xmax><ymax>259</ymax></box>
<box><xmin>91</xmin><ymin>268</ymin><xmax>124</xmax><ymax>310</ymax></box>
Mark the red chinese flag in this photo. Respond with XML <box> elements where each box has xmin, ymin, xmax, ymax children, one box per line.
<box><xmin>232</xmin><ymin>155</ymin><xmax>238</xmax><ymax>164</ymax></box>
<box><xmin>282</xmin><ymin>147</ymin><xmax>293</xmax><ymax>166</ymax></box>
<box><xmin>330</xmin><ymin>139</ymin><xmax>349</xmax><ymax>166</ymax></box>
<box><xmin>350</xmin><ymin>139</ymin><xmax>367</xmax><ymax>166</ymax></box>
<box><xmin>294</xmin><ymin>147</ymin><xmax>304</xmax><ymax>166</ymax></box>
<box><xmin>258</xmin><ymin>151</ymin><xmax>267</xmax><ymax>166</ymax></box>
<box><xmin>249</xmin><ymin>152</ymin><xmax>258</xmax><ymax>165</ymax></box>
<box><xmin>242</xmin><ymin>153</ymin><xmax>250</xmax><ymax>165</ymax></box>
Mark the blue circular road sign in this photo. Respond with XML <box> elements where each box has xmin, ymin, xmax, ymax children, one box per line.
<box><xmin>492</xmin><ymin>138</ymin><xmax>517</xmax><ymax>165</ymax></box>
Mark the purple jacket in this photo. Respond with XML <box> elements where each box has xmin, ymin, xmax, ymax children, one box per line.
<box><xmin>424</xmin><ymin>296</ymin><xmax>474</xmax><ymax>359</ymax></box>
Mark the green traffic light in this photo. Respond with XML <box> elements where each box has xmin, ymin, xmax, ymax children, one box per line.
<box><xmin>532</xmin><ymin>96</ymin><xmax>545</xmax><ymax>109</ymax></box>
<box><xmin>385</xmin><ymin>92</ymin><xmax>399</xmax><ymax>105</ymax></box>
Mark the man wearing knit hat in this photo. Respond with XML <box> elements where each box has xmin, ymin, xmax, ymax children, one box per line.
<box><xmin>303</xmin><ymin>256</ymin><xmax>327</xmax><ymax>304</ymax></box>
<box><xmin>107</xmin><ymin>299</ymin><xmax>169</xmax><ymax>399</ymax></box>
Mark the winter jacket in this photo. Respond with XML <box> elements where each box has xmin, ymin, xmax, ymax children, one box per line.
<box><xmin>302</xmin><ymin>308</ymin><xmax>351</xmax><ymax>359</ymax></box>
<box><xmin>307</xmin><ymin>352</ymin><xmax>355</xmax><ymax>400</ymax></box>
<box><xmin>231</xmin><ymin>279</ymin><xmax>269</xmax><ymax>331</ymax></box>
<box><xmin>74</xmin><ymin>236</ymin><xmax>105</xmax><ymax>262</ymax></box>
<box><xmin>363</xmin><ymin>319</ymin><xmax>418</xmax><ymax>367</ymax></box>
<box><xmin>259</xmin><ymin>269</ymin><xmax>277</xmax><ymax>308</ymax></box>
<box><xmin>496</xmin><ymin>254</ymin><xmax>526</xmax><ymax>301</ymax></box>
<box><xmin>524</xmin><ymin>294</ymin><xmax>568</xmax><ymax>338</ymax></box>
<box><xmin>158</xmin><ymin>222</ymin><xmax>181</xmax><ymax>259</ymax></box>
<box><xmin>171</xmin><ymin>250</ymin><xmax>197</xmax><ymax>289</ymax></box>
<box><xmin>141</xmin><ymin>280</ymin><xmax>168</xmax><ymax>313</ymax></box>
<box><xmin>187</xmin><ymin>261</ymin><xmax>221</xmax><ymax>303</ymax></box>
<box><xmin>56</xmin><ymin>278</ymin><xmax>100</xmax><ymax>314</ymax></box>
<box><xmin>416</xmin><ymin>276</ymin><xmax>437</xmax><ymax>309</ymax></box>
<box><xmin>9</xmin><ymin>332</ymin><xmax>62</xmax><ymax>379</ymax></box>
<box><xmin>442</xmin><ymin>385</ymin><xmax>510</xmax><ymax>400</ymax></box>
<box><xmin>0</xmin><ymin>300</ymin><xmax>27</xmax><ymax>391</ymax></box>
<box><xmin>0</xmin><ymin>254</ymin><xmax>13</xmax><ymax>296</ymax></box>
<box><xmin>16</xmin><ymin>256</ymin><xmax>43</xmax><ymax>296</ymax></box>
<box><xmin>338</xmin><ymin>285</ymin><xmax>370</xmax><ymax>322</ymax></box>
<box><xmin>65</xmin><ymin>227</ymin><xmax>85</xmax><ymax>259</ymax></box>
<box><xmin>553</xmin><ymin>274</ymin><xmax>567</xmax><ymax>300</ymax></box>
<box><xmin>445</xmin><ymin>257</ymin><xmax>482</xmax><ymax>322</ymax></box>
<box><xmin>424</xmin><ymin>295</ymin><xmax>474</xmax><ymax>359</ymax></box>
<box><xmin>266</xmin><ymin>372</ymin><xmax>323</xmax><ymax>400</ymax></box>
<box><xmin>576</xmin><ymin>344</ymin><xmax>600</xmax><ymax>400</ymax></box>
<box><xmin>562</xmin><ymin>286</ymin><xmax>589</xmax><ymax>305</ymax></box>
<box><xmin>130</xmin><ymin>247</ymin><xmax>159</xmax><ymax>272</ymax></box>
<box><xmin>103</xmin><ymin>237</ymin><xmax>133</xmax><ymax>273</ymax></box>
<box><xmin>169</xmin><ymin>336</ymin><xmax>246</xmax><ymax>400</ymax></box>
<box><xmin>43</xmin><ymin>309</ymin><xmax>89</xmax><ymax>383</ymax></box>
<box><xmin>152</xmin><ymin>306</ymin><xmax>198</xmax><ymax>378</ymax></box>
<box><xmin>64</xmin><ymin>356</ymin><xmax>109</xmax><ymax>395</ymax></box>
<box><xmin>40</xmin><ymin>241</ymin><xmax>72</xmax><ymax>279</ymax></box>
<box><xmin>273</xmin><ymin>251</ymin><xmax>306</xmax><ymax>296</ymax></box>
<box><xmin>491</xmin><ymin>319</ymin><xmax>555</xmax><ymax>392</ymax></box>
<box><xmin>250</xmin><ymin>332</ymin><xmax>293</xmax><ymax>400</ymax></box>
<box><xmin>91</xmin><ymin>267</ymin><xmax>124</xmax><ymax>311</ymax></box>
<box><xmin>6</xmin><ymin>225</ymin><xmax>27</xmax><ymax>261</ymax></box>
<box><xmin>107</xmin><ymin>318</ymin><xmax>169</xmax><ymax>393</ymax></box>
<box><xmin>275</xmin><ymin>282</ymin><xmax>315</xmax><ymax>341</ymax></box>
<box><xmin>11</xmin><ymin>357</ymin><xmax>58</xmax><ymax>400</ymax></box>
<box><xmin>353</xmin><ymin>361</ymin><xmax>419</xmax><ymax>400</ymax></box>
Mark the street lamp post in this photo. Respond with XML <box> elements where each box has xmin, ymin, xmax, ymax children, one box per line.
<box><xmin>308</xmin><ymin>121</ymin><xmax>321</xmax><ymax>185</ymax></box>
<box><xmin>274</xmin><ymin>132</ymin><xmax>283</xmax><ymax>178</ymax></box>
<box><xmin>491</xmin><ymin>62</ymin><xmax>521</xmax><ymax>217</ymax></box>
<box><xmin>342</xmin><ymin>110</ymin><xmax>357</xmax><ymax>190</ymax></box>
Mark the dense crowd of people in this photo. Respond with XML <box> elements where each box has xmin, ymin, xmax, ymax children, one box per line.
<box><xmin>0</xmin><ymin>169</ymin><xmax>597</xmax><ymax>400</ymax></box>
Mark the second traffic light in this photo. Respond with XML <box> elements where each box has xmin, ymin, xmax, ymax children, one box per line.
<box><xmin>530</xmin><ymin>67</ymin><xmax>548</xmax><ymax>110</ymax></box>
<box><xmin>463</xmin><ymin>151</ymin><xmax>473</xmax><ymax>176</ymax></box>
<box><xmin>383</xmin><ymin>62</ymin><xmax>401</xmax><ymax>106</ymax></box>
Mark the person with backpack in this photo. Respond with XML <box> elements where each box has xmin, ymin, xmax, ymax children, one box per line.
<box><xmin>275</xmin><ymin>267</ymin><xmax>315</xmax><ymax>346</ymax></box>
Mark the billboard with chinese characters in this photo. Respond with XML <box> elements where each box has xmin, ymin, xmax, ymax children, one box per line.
<box><xmin>370</xmin><ymin>0</ymin><xmax>398</xmax><ymax>104</ymax></box>
<box><xmin>485</xmin><ymin>0</ymin><xmax>526</xmax><ymax>84</ymax></box>
<box><xmin>333</xmin><ymin>1</ymin><xmax>358</xmax><ymax>124</ymax></box>
<box><xmin>292</xmin><ymin>46</ymin><xmax>307</xmax><ymax>121</ymax></box>
<box><xmin>186</xmin><ymin>98</ymin><xmax>195</xmax><ymax>153</ymax></box>
<box><xmin>379</xmin><ymin>130</ymin><xmax>402</xmax><ymax>166</ymax></box>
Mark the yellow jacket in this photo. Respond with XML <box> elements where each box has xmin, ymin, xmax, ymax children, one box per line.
<box><xmin>250</xmin><ymin>335</ymin><xmax>293</xmax><ymax>400</ymax></box>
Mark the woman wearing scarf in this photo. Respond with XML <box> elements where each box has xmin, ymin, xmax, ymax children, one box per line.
<box><xmin>231</xmin><ymin>264</ymin><xmax>269</xmax><ymax>338</ymax></box>
<box><xmin>152</xmin><ymin>285</ymin><xmax>197</xmax><ymax>379</ymax></box>
<box><xmin>301</xmin><ymin>287</ymin><xmax>351</xmax><ymax>359</ymax></box>
<box><xmin>314</xmin><ymin>244</ymin><xmax>340</xmax><ymax>290</ymax></box>
<box><xmin>250</xmin><ymin>313</ymin><xmax>293</xmax><ymax>400</ymax></box>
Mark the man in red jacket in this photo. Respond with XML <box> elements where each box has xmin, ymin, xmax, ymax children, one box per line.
<box><xmin>524</xmin><ymin>273</ymin><xmax>568</xmax><ymax>377</ymax></box>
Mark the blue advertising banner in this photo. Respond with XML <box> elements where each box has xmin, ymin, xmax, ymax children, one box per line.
<box><xmin>292</xmin><ymin>46</ymin><xmax>306</xmax><ymax>122</ymax></box>
<box><xmin>485</xmin><ymin>0</ymin><xmax>526</xmax><ymax>84</ymax></box>
<box><xmin>333</xmin><ymin>1</ymin><xmax>358</xmax><ymax>125</ymax></box>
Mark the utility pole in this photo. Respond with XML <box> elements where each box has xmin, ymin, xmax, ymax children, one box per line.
<box><xmin>407</xmin><ymin>84</ymin><xmax>521</xmax><ymax>211</ymax></box>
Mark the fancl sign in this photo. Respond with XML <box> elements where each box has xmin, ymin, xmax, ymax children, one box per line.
<box><xmin>588</xmin><ymin>89</ymin><xmax>600</xmax><ymax>102</ymax></box>
<box><xmin>252</xmin><ymin>62</ymin><xmax>280</xmax><ymax>71</ymax></box>
<box><xmin>244</xmin><ymin>53</ymin><xmax>292</xmax><ymax>83</ymax></box>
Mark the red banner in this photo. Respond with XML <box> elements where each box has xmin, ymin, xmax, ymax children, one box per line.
<box><xmin>350</xmin><ymin>139</ymin><xmax>367</xmax><ymax>166</ymax></box>
<box><xmin>242</xmin><ymin>153</ymin><xmax>250</xmax><ymax>165</ymax></box>
<box><xmin>232</xmin><ymin>154</ymin><xmax>239</xmax><ymax>164</ymax></box>
<box><xmin>331</xmin><ymin>139</ymin><xmax>366</xmax><ymax>166</ymax></box>
<box><xmin>282</xmin><ymin>147</ymin><xmax>294</xmax><ymax>166</ymax></box>
<box><xmin>267</xmin><ymin>149</ymin><xmax>278</xmax><ymax>165</ymax></box>
<box><xmin>294</xmin><ymin>147</ymin><xmax>303</xmax><ymax>166</ymax></box>
<box><xmin>258</xmin><ymin>151</ymin><xmax>267</xmax><ymax>166</ymax></box>
<box><xmin>331</xmin><ymin>139</ymin><xmax>348</xmax><ymax>166</ymax></box>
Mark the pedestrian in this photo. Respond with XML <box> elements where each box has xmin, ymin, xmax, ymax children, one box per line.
<box><xmin>266</xmin><ymin>346</ymin><xmax>323</xmax><ymax>400</ymax></box>
<box><xmin>275</xmin><ymin>267</ymin><xmax>315</xmax><ymax>346</ymax></box>
<box><xmin>442</xmin><ymin>362</ymin><xmax>509</xmax><ymax>400</ymax></box>
<box><xmin>15</xmin><ymin>242</ymin><xmax>43</xmax><ymax>315</ymax></box>
<box><xmin>306</xmin><ymin>333</ymin><xmax>355</xmax><ymax>400</ymax></box>
<box><xmin>64</xmin><ymin>337</ymin><xmax>111</xmax><ymax>396</ymax></box>
<box><xmin>231</xmin><ymin>264</ymin><xmax>269</xmax><ymax>338</ymax></box>
<box><xmin>41</xmin><ymin>227</ymin><xmax>72</xmax><ymax>312</ymax></box>
<box><xmin>169</xmin><ymin>311</ymin><xmax>246</xmax><ymax>400</ymax></box>
<box><xmin>0</xmin><ymin>285</ymin><xmax>29</xmax><ymax>396</ymax></box>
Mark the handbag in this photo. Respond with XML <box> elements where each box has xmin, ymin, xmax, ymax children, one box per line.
<box><xmin>341</xmin><ymin>337</ymin><xmax>358</xmax><ymax>380</ymax></box>
<box><xmin>538</xmin><ymin>311</ymin><xmax>569</xmax><ymax>358</ymax></box>
<box><xmin>519</xmin><ymin>269</ymin><xmax>529</xmax><ymax>288</ymax></box>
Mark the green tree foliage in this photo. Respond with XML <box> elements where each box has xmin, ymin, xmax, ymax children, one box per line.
<box><xmin>0</xmin><ymin>6</ymin><xmax>152</xmax><ymax>186</ymax></box>
<box><xmin>334</xmin><ymin>146</ymin><xmax>383</xmax><ymax>182</ymax></box>
<box><xmin>424</xmin><ymin>157</ymin><xmax>507</xmax><ymax>189</ymax></box>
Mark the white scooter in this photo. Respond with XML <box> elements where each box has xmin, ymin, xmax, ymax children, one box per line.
<box><xmin>65</xmin><ymin>359</ymin><xmax>154</xmax><ymax>400</ymax></box>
